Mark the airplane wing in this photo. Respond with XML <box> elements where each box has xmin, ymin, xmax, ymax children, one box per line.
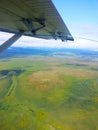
<box><xmin>0</xmin><ymin>0</ymin><xmax>74</xmax><ymax>41</ymax></box>
<box><xmin>0</xmin><ymin>0</ymin><xmax>74</xmax><ymax>53</ymax></box>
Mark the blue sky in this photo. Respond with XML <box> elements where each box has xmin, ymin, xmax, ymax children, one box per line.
<box><xmin>53</xmin><ymin>0</ymin><xmax>98</xmax><ymax>24</ymax></box>
<box><xmin>52</xmin><ymin>0</ymin><xmax>98</xmax><ymax>36</ymax></box>
<box><xmin>0</xmin><ymin>0</ymin><xmax>98</xmax><ymax>50</ymax></box>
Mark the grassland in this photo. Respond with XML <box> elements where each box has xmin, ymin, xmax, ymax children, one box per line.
<box><xmin>0</xmin><ymin>55</ymin><xmax>98</xmax><ymax>130</ymax></box>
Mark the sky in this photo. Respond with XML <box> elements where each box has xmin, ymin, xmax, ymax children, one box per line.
<box><xmin>0</xmin><ymin>0</ymin><xmax>98</xmax><ymax>50</ymax></box>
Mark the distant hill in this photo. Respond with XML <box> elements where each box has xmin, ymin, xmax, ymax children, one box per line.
<box><xmin>0</xmin><ymin>47</ymin><xmax>98</xmax><ymax>60</ymax></box>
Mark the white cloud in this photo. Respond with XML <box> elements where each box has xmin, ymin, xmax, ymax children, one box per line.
<box><xmin>73</xmin><ymin>38</ymin><xmax>98</xmax><ymax>51</ymax></box>
<box><xmin>0</xmin><ymin>31</ymin><xmax>98</xmax><ymax>51</ymax></box>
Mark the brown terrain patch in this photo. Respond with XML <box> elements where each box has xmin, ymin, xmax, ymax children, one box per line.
<box><xmin>29</xmin><ymin>66</ymin><xmax>98</xmax><ymax>91</ymax></box>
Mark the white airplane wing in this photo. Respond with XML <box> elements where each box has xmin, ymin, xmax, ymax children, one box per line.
<box><xmin>0</xmin><ymin>0</ymin><xmax>74</xmax><ymax>53</ymax></box>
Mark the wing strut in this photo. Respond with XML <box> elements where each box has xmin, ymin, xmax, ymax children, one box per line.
<box><xmin>0</xmin><ymin>31</ymin><xmax>24</xmax><ymax>53</ymax></box>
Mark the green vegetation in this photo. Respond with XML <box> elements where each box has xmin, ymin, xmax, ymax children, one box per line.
<box><xmin>0</xmin><ymin>55</ymin><xmax>98</xmax><ymax>130</ymax></box>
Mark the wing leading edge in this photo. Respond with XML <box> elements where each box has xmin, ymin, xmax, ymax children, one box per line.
<box><xmin>0</xmin><ymin>0</ymin><xmax>74</xmax><ymax>53</ymax></box>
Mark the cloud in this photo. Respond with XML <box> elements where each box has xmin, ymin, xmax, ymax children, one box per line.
<box><xmin>73</xmin><ymin>37</ymin><xmax>98</xmax><ymax>51</ymax></box>
<box><xmin>0</xmin><ymin>31</ymin><xmax>98</xmax><ymax>51</ymax></box>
